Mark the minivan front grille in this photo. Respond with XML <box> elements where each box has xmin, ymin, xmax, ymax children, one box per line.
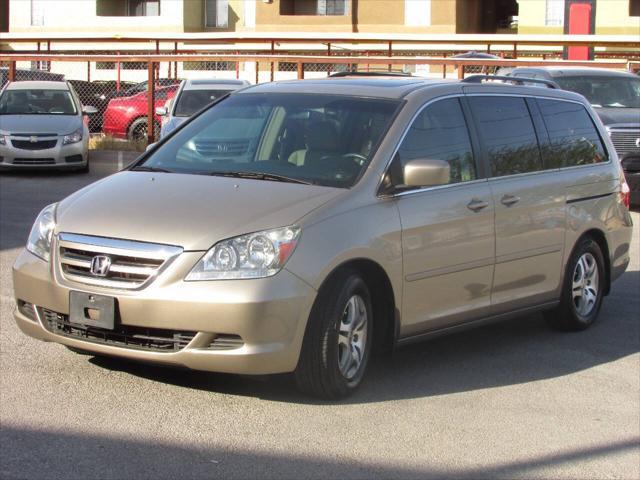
<box><xmin>609</xmin><ymin>128</ymin><xmax>640</xmax><ymax>158</ymax></box>
<box><xmin>57</xmin><ymin>233</ymin><xmax>182</xmax><ymax>290</ymax></box>
<box><xmin>40</xmin><ymin>308</ymin><xmax>196</xmax><ymax>352</ymax></box>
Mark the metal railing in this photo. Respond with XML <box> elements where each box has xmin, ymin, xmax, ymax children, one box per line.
<box><xmin>0</xmin><ymin>51</ymin><xmax>632</xmax><ymax>146</ymax></box>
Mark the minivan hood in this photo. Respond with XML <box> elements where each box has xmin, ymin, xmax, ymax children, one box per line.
<box><xmin>594</xmin><ymin>107</ymin><xmax>640</xmax><ymax>126</ymax></box>
<box><xmin>56</xmin><ymin>171</ymin><xmax>343</xmax><ymax>251</ymax></box>
<box><xmin>0</xmin><ymin>114</ymin><xmax>80</xmax><ymax>135</ymax></box>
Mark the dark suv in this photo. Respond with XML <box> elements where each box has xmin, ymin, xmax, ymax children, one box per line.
<box><xmin>507</xmin><ymin>67</ymin><xmax>640</xmax><ymax>205</ymax></box>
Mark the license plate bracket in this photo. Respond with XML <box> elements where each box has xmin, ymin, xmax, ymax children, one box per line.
<box><xmin>69</xmin><ymin>291</ymin><xmax>115</xmax><ymax>330</ymax></box>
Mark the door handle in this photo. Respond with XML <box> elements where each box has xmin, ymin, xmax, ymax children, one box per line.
<box><xmin>467</xmin><ymin>198</ymin><xmax>489</xmax><ymax>212</ymax></box>
<box><xmin>501</xmin><ymin>194</ymin><xmax>521</xmax><ymax>207</ymax></box>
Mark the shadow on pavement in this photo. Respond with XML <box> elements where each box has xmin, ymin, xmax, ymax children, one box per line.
<box><xmin>87</xmin><ymin>270</ymin><xmax>639</xmax><ymax>405</ymax></box>
<box><xmin>1</xmin><ymin>425</ymin><xmax>638</xmax><ymax>479</ymax></box>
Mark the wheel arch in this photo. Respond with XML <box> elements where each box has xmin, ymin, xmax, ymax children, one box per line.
<box><xmin>314</xmin><ymin>258</ymin><xmax>399</xmax><ymax>354</ymax></box>
<box><xmin>573</xmin><ymin>228</ymin><xmax>612</xmax><ymax>296</ymax></box>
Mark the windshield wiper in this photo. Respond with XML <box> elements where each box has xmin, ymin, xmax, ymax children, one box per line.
<box><xmin>206</xmin><ymin>170</ymin><xmax>313</xmax><ymax>185</ymax></box>
<box><xmin>132</xmin><ymin>165</ymin><xmax>174</xmax><ymax>173</ymax></box>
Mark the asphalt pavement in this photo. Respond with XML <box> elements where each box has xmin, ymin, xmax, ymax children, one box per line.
<box><xmin>1</xmin><ymin>152</ymin><xmax>638</xmax><ymax>479</ymax></box>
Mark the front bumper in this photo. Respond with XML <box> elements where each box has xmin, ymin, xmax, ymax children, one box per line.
<box><xmin>13</xmin><ymin>248</ymin><xmax>316</xmax><ymax>375</ymax></box>
<box><xmin>0</xmin><ymin>137</ymin><xmax>88</xmax><ymax>169</ymax></box>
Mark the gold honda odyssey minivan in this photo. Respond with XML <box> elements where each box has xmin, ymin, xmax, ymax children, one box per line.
<box><xmin>13</xmin><ymin>75</ymin><xmax>634</xmax><ymax>398</ymax></box>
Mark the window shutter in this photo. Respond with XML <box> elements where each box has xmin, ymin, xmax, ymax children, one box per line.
<box><xmin>217</xmin><ymin>0</ymin><xmax>229</xmax><ymax>27</ymax></box>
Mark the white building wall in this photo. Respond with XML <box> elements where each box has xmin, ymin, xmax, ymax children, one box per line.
<box><xmin>9</xmin><ymin>0</ymin><xmax>185</xmax><ymax>33</ymax></box>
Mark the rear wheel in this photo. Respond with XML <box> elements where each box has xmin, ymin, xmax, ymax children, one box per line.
<box><xmin>545</xmin><ymin>238</ymin><xmax>605</xmax><ymax>331</ymax></box>
<box><xmin>295</xmin><ymin>270</ymin><xmax>373</xmax><ymax>399</ymax></box>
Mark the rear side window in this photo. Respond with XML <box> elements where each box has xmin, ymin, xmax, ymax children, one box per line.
<box><xmin>537</xmin><ymin>98</ymin><xmax>607</xmax><ymax>168</ymax></box>
<box><xmin>395</xmin><ymin>98</ymin><xmax>476</xmax><ymax>184</ymax></box>
<box><xmin>469</xmin><ymin>96</ymin><xmax>542</xmax><ymax>177</ymax></box>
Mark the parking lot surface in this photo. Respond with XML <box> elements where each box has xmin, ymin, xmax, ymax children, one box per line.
<box><xmin>1</xmin><ymin>153</ymin><xmax>638</xmax><ymax>479</ymax></box>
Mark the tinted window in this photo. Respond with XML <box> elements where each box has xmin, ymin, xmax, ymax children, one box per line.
<box><xmin>0</xmin><ymin>89</ymin><xmax>77</xmax><ymax>115</ymax></box>
<box><xmin>555</xmin><ymin>75</ymin><xmax>640</xmax><ymax>108</ymax></box>
<box><xmin>469</xmin><ymin>96</ymin><xmax>542</xmax><ymax>177</ymax></box>
<box><xmin>174</xmin><ymin>89</ymin><xmax>231</xmax><ymax>117</ymax></box>
<box><xmin>392</xmin><ymin>98</ymin><xmax>476</xmax><ymax>185</ymax></box>
<box><xmin>537</xmin><ymin>98</ymin><xmax>607</xmax><ymax>167</ymax></box>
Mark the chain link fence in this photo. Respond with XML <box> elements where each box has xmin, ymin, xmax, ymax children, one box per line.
<box><xmin>1</xmin><ymin>53</ymin><xmax>631</xmax><ymax>151</ymax></box>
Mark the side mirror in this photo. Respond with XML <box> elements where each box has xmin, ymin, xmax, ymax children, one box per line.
<box><xmin>155</xmin><ymin>106</ymin><xmax>168</xmax><ymax>116</ymax></box>
<box><xmin>403</xmin><ymin>159</ymin><xmax>450</xmax><ymax>187</ymax></box>
<box><xmin>82</xmin><ymin>105</ymin><xmax>98</xmax><ymax>115</ymax></box>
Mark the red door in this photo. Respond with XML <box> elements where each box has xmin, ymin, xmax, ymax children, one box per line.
<box><xmin>567</xmin><ymin>3</ymin><xmax>592</xmax><ymax>60</ymax></box>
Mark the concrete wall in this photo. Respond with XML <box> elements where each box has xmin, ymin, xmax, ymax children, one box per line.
<box><xmin>254</xmin><ymin>0</ymin><xmax>457</xmax><ymax>33</ymax></box>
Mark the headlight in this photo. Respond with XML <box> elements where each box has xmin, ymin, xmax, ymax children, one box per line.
<box><xmin>0</xmin><ymin>135</ymin><xmax>5</xmax><ymax>145</ymax></box>
<box><xmin>26</xmin><ymin>204</ymin><xmax>57</xmax><ymax>262</ymax></box>
<box><xmin>186</xmin><ymin>226</ymin><xmax>301</xmax><ymax>281</ymax></box>
<box><xmin>62</xmin><ymin>128</ymin><xmax>82</xmax><ymax>145</ymax></box>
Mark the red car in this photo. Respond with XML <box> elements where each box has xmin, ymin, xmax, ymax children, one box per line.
<box><xmin>102</xmin><ymin>85</ymin><xmax>178</xmax><ymax>140</ymax></box>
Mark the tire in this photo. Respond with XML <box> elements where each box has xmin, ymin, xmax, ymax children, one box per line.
<box><xmin>77</xmin><ymin>161</ymin><xmax>90</xmax><ymax>174</ymax></box>
<box><xmin>128</xmin><ymin>118</ymin><xmax>160</xmax><ymax>142</ymax></box>
<box><xmin>545</xmin><ymin>237</ymin><xmax>606</xmax><ymax>331</ymax></box>
<box><xmin>295</xmin><ymin>270</ymin><xmax>373</xmax><ymax>399</ymax></box>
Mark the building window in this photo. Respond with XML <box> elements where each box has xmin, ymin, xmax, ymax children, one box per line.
<box><xmin>31</xmin><ymin>0</ymin><xmax>46</xmax><ymax>26</ymax></box>
<box><xmin>205</xmin><ymin>0</ymin><xmax>229</xmax><ymax>27</ymax></box>
<box><xmin>545</xmin><ymin>0</ymin><xmax>564</xmax><ymax>26</ymax></box>
<box><xmin>96</xmin><ymin>0</ymin><xmax>160</xmax><ymax>16</ymax></box>
<box><xmin>128</xmin><ymin>0</ymin><xmax>160</xmax><ymax>16</ymax></box>
<box><xmin>280</xmin><ymin>0</ymin><xmax>349</xmax><ymax>16</ymax></box>
<box><xmin>404</xmin><ymin>0</ymin><xmax>431</xmax><ymax>26</ymax></box>
<box><xmin>631</xmin><ymin>0</ymin><xmax>640</xmax><ymax>16</ymax></box>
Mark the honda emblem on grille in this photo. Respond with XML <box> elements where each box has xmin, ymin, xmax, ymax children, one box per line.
<box><xmin>29</xmin><ymin>136</ymin><xmax>38</xmax><ymax>143</ymax></box>
<box><xmin>90</xmin><ymin>255</ymin><xmax>112</xmax><ymax>277</ymax></box>
<box><xmin>635</xmin><ymin>138</ymin><xmax>640</xmax><ymax>149</ymax></box>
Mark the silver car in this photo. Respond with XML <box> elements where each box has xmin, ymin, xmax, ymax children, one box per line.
<box><xmin>0</xmin><ymin>81</ymin><xmax>95</xmax><ymax>171</ymax></box>
<box><xmin>13</xmin><ymin>75</ymin><xmax>634</xmax><ymax>399</ymax></box>
<box><xmin>157</xmin><ymin>79</ymin><xmax>249</xmax><ymax>139</ymax></box>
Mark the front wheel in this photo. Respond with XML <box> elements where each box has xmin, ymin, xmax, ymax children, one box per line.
<box><xmin>295</xmin><ymin>270</ymin><xmax>373</xmax><ymax>399</ymax></box>
<box><xmin>545</xmin><ymin>238</ymin><xmax>606</xmax><ymax>331</ymax></box>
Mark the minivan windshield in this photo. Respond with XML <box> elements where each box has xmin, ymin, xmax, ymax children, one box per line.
<box><xmin>137</xmin><ymin>93</ymin><xmax>401</xmax><ymax>188</ymax></box>
<box><xmin>556</xmin><ymin>75</ymin><xmax>640</xmax><ymax>108</ymax></box>
<box><xmin>174</xmin><ymin>89</ymin><xmax>232</xmax><ymax>117</ymax></box>
<box><xmin>0</xmin><ymin>89</ymin><xmax>77</xmax><ymax>115</ymax></box>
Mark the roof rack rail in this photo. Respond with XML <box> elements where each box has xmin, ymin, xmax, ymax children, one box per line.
<box><xmin>328</xmin><ymin>71</ymin><xmax>412</xmax><ymax>78</ymax></box>
<box><xmin>462</xmin><ymin>74</ymin><xmax>560</xmax><ymax>89</ymax></box>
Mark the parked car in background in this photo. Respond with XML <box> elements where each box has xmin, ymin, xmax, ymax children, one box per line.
<box><xmin>157</xmin><ymin>79</ymin><xmax>250</xmax><ymax>139</ymax></box>
<box><xmin>13</xmin><ymin>75</ymin><xmax>633</xmax><ymax>398</ymax></box>
<box><xmin>102</xmin><ymin>84</ymin><xmax>178</xmax><ymax>141</ymax></box>
<box><xmin>68</xmin><ymin>80</ymin><xmax>136</xmax><ymax>133</ymax></box>
<box><xmin>507</xmin><ymin>67</ymin><xmax>640</xmax><ymax>205</ymax></box>
<box><xmin>0</xmin><ymin>81</ymin><xmax>95</xmax><ymax>171</ymax></box>
<box><xmin>0</xmin><ymin>67</ymin><xmax>65</xmax><ymax>88</ymax></box>
<box><xmin>451</xmin><ymin>51</ymin><xmax>502</xmax><ymax>74</ymax></box>
<box><xmin>113</xmin><ymin>79</ymin><xmax>181</xmax><ymax>98</ymax></box>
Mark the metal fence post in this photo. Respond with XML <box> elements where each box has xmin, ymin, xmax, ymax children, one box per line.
<box><xmin>147</xmin><ymin>61</ymin><xmax>155</xmax><ymax>144</ymax></box>
<box><xmin>8</xmin><ymin>61</ymin><xmax>16</xmax><ymax>82</ymax></box>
